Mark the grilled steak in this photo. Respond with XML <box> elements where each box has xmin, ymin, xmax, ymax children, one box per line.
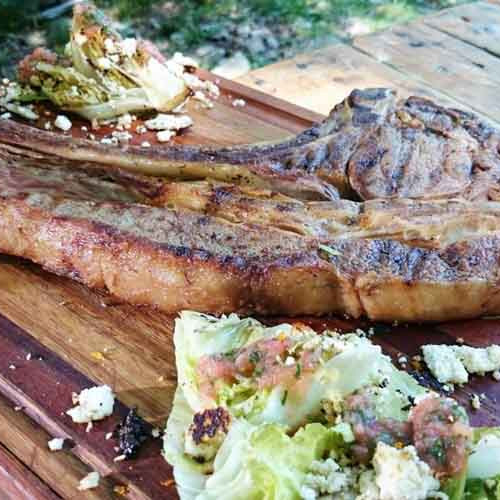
<box><xmin>3</xmin><ymin>160</ymin><xmax>500</xmax><ymax>321</ymax></box>
<box><xmin>0</xmin><ymin>89</ymin><xmax>395</xmax><ymax>200</ymax></box>
<box><xmin>1</xmin><ymin>88</ymin><xmax>500</xmax><ymax>203</ymax></box>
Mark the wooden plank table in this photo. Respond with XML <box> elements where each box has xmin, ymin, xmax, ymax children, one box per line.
<box><xmin>1</xmin><ymin>1</ymin><xmax>500</xmax><ymax>498</ymax></box>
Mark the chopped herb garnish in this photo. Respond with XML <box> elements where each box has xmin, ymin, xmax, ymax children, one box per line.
<box><xmin>318</xmin><ymin>244</ymin><xmax>342</xmax><ymax>257</ymax></box>
<box><xmin>249</xmin><ymin>350</ymin><xmax>262</xmax><ymax>365</ymax></box>
<box><xmin>429</xmin><ymin>439</ymin><xmax>447</xmax><ymax>465</ymax></box>
<box><xmin>223</xmin><ymin>348</ymin><xmax>238</xmax><ymax>360</ymax></box>
<box><xmin>295</xmin><ymin>363</ymin><xmax>302</xmax><ymax>378</ymax></box>
<box><xmin>281</xmin><ymin>390</ymin><xmax>289</xmax><ymax>405</ymax></box>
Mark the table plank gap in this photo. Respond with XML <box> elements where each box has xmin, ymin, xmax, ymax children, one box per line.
<box><xmin>0</xmin><ymin>443</ymin><xmax>61</xmax><ymax>500</ymax></box>
<box><xmin>237</xmin><ymin>41</ymin><xmax>490</xmax><ymax>122</ymax></box>
<box><xmin>0</xmin><ymin>311</ymin><xmax>177</xmax><ymax>499</ymax></box>
<box><xmin>423</xmin><ymin>1</ymin><xmax>500</xmax><ymax>58</ymax></box>
<box><xmin>352</xmin><ymin>19</ymin><xmax>500</xmax><ymax>124</ymax></box>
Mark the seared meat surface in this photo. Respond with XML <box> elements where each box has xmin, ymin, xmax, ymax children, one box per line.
<box><xmin>1</xmin><ymin>88</ymin><xmax>500</xmax><ymax>203</ymax></box>
<box><xmin>2</xmin><ymin>88</ymin><xmax>500</xmax><ymax>320</ymax></box>
<box><xmin>3</xmin><ymin>160</ymin><xmax>500</xmax><ymax>321</ymax></box>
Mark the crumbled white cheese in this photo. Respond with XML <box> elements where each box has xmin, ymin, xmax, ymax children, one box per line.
<box><xmin>117</xmin><ymin>113</ymin><xmax>133</xmax><ymax>130</ymax></box>
<box><xmin>284</xmin><ymin>356</ymin><xmax>296</xmax><ymax>366</ymax></box>
<box><xmin>423</xmin><ymin>344</ymin><xmax>500</xmax><ymax>384</ymax></box>
<box><xmin>26</xmin><ymin>353</ymin><xmax>31</xmax><ymax>361</ymax></box>
<box><xmin>44</xmin><ymin>121</ymin><xmax>52</xmax><ymax>130</ymax></box>
<box><xmin>113</xmin><ymin>454</ymin><xmax>127</xmax><ymax>462</ymax></box>
<box><xmin>471</xmin><ymin>394</ymin><xmax>481</xmax><ymax>410</ymax></box>
<box><xmin>54</xmin><ymin>115</ymin><xmax>72</xmax><ymax>132</ymax></box>
<box><xmin>81</xmin><ymin>125</ymin><xmax>88</xmax><ymax>132</ymax></box>
<box><xmin>100</xmin><ymin>137</ymin><xmax>118</xmax><ymax>146</ymax></box>
<box><xmin>456</xmin><ymin>345</ymin><xmax>500</xmax><ymax>374</ymax></box>
<box><xmin>373</xmin><ymin>443</ymin><xmax>441</xmax><ymax>500</ymax></box>
<box><xmin>157</xmin><ymin>130</ymin><xmax>175</xmax><ymax>143</ymax></box>
<box><xmin>232</xmin><ymin>98</ymin><xmax>246</xmax><ymax>107</ymax></box>
<box><xmin>172</xmin><ymin>52</ymin><xmax>199</xmax><ymax>68</ymax></box>
<box><xmin>493</xmin><ymin>370</ymin><xmax>500</xmax><ymax>381</ymax></box>
<box><xmin>78</xmin><ymin>471</ymin><xmax>100</xmax><ymax>491</ymax></box>
<box><xmin>141</xmin><ymin>141</ymin><xmax>151</xmax><ymax>148</ymax></box>
<box><xmin>104</xmin><ymin>38</ymin><xmax>118</xmax><ymax>54</ymax></box>
<box><xmin>9</xmin><ymin>364</ymin><xmax>15</xmax><ymax>370</ymax></box>
<box><xmin>66</xmin><ymin>385</ymin><xmax>115</xmax><ymax>424</ymax></box>
<box><xmin>111</xmin><ymin>131</ymin><xmax>132</xmax><ymax>143</ymax></box>
<box><xmin>193</xmin><ymin>90</ymin><xmax>214</xmax><ymax>109</ymax></box>
<box><xmin>300</xmin><ymin>457</ymin><xmax>355</xmax><ymax>499</ymax></box>
<box><xmin>0</xmin><ymin>112</ymin><xmax>11</xmax><ymax>120</ymax></box>
<box><xmin>96</xmin><ymin>57</ymin><xmax>112</xmax><ymax>70</ymax></box>
<box><xmin>48</xmin><ymin>437</ymin><xmax>65</xmax><ymax>451</ymax></box>
<box><xmin>182</xmin><ymin>72</ymin><xmax>208</xmax><ymax>92</ymax></box>
<box><xmin>136</xmin><ymin>125</ymin><xmax>147</xmax><ymax>134</ymax></box>
<box><xmin>144</xmin><ymin>113</ymin><xmax>193</xmax><ymax>131</ymax></box>
<box><xmin>398</xmin><ymin>355</ymin><xmax>408</xmax><ymax>365</ymax></box>
<box><xmin>152</xmin><ymin>427</ymin><xmax>161</xmax><ymax>438</ymax></box>
<box><xmin>73</xmin><ymin>33</ymin><xmax>88</xmax><ymax>46</ymax></box>
<box><xmin>422</xmin><ymin>345</ymin><xmax>468</xmax><ymax>384</ymax></box>
<box><xmin>119</xmin><ymin>38</ymin><xmax>137</xmax><ymax>57</ymax></box>
<box><xmin>105</xmin><ymin>432</ymin><xmax>113</xmax><ymax>440</ymax></box>
<box><xmin>357</xmin><ymin>470</ymin><xmax>380</xmax><ymax>500</ymax></box>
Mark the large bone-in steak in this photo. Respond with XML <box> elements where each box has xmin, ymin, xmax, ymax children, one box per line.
<box><xmin>1</xmin><ymin>88</ymin><xmax>500</xmax><ymax>320</ymax></box>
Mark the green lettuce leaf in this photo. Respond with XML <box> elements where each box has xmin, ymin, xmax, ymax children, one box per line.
<box><xmin>460</xmin><ymin>428</ymin><xmax>500</xmax><ymax>499</ymax></box>
<box><xmin>468</xmin><ymin>428</ymin><xmax>500</xmax><ymax>480</ymax></box>
<box><xmin>200</xmin><ymin>421</ymin><xmax>336</xmax><ymax>500</ymax></box>
<box><xmin>464</xmin><ymin>477</ymin><xmax>500</xmax><ymax>499</ymax></box>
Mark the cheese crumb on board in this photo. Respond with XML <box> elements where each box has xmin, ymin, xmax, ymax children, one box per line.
<box><xmin>144</xmin><ymin>113</ymin><xmax>192</xmax><ymax>131</ymax></box>
<box><xmin>193</xmin><ymin>90</ymin><xmax>214</xmax><ymax>109</ymax></box>
<box><xmin>67</xmin><ymin>385</ymin><xmax>115</xmax><ymax>424</ymax></box>
<box><xmin>111</xmin><ymin>130</ymin><xmax>133</xmax><ymax>143</ymax></box>
<box><xmin>232</xmin><ymin>98</ymin><xmax>246</xmax><ymax>107</ymax></box>
<box><xmin>422</xmin><ymin>344</ymin><xmax>500</xmax><ymax>384</ymax></box>
<box><xmin>421</xmin><ymin>345</ymin><xmax>468</xmax><ymax>384</ymax></box>
<box><xmin>54</xmin><ymin>114</ymin><xmax>72</xmax><ymax>131</ymax></box>
<box><xmin>48</xmin><ymin>437</ymin><xmax>65</xmax><ymax>451</ymax></box>
<box><xmin>157</xmin><ymin>130</ymin><xmax>175</xmax><ymax>143</ymax></box>
<box><xmin>471</xmin><ymin>394</ymin><xmax>481</xmax><ymax>410</ymax></box>
<box><xmin>78</xmin><ymin>471</ymin><xmax>100</xmax><ymax>491</ymax></box>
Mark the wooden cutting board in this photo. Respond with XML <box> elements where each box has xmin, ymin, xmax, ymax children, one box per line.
<box><xmin>1</xmin><ymin>70</ymin><xmax>500</xmax><ymax>500</ymax></box>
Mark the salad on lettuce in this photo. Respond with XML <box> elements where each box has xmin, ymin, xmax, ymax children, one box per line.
<box><xmin>164</xmin><ymin>311</ymin><xmax>500</xmax><ymax>500</ymax></box>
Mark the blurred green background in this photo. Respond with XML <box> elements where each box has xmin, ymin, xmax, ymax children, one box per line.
<box><xmin>0</xmin><ymin>0</ymin><xmax>467</xmax><ymax>79</ymax></box>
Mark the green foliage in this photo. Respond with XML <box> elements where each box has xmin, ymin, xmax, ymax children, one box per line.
<box><xmin>0</xmin><ymin>0</ymin><xmax>472</xmax><ymax>77</ymax></box>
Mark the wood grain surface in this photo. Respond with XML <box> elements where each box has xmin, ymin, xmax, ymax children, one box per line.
<box><xmin>2</xmin><ymin>2</ymin><xmax>500</xmax><ymax>498</ymax></box>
